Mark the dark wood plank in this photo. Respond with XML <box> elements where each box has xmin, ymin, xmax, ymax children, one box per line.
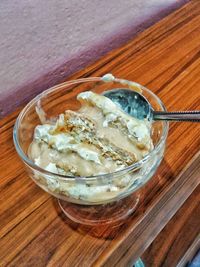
<box><xmin>0</xmin><ymin>1</ymin><xmax>200</xmax><ymax>266</ymax></box>
<box><xmin>142</xmin><ymin>185</ymin><xmax>200</xmax><ymax>267</ymax></box>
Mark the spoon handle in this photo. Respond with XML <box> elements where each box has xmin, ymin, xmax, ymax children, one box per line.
<box><xmin>153</xmin><ymin>110</ymin><xmax>200</xmax><ymax>122</ymax></box>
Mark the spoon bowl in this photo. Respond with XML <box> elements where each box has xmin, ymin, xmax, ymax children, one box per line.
<box><xmin>103</xmin><ymin>88</ymin><xmax>152</xmax><ymax>121</ymax></box>
<box><xmin>104</xmin><ymin>88</ymin><xmax>200</xmax><ymax>122</ymax></box>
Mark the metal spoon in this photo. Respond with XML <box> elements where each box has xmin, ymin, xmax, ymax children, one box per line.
<box><xmin>103</xmin><ymin>89</ymin><xmax>200</xmax><ymax>122</ymax></box>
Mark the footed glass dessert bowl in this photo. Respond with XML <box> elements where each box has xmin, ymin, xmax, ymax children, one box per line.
<box><xmin>13</xmin><ymin>75</ymin><xmax>168</xmax><ymax>226</ymax></box>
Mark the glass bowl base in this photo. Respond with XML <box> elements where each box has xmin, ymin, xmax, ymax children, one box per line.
<box><xmin>58</xmin><ymin>193</ymin><xmax>139</xmax><ymax>226</ymax></box>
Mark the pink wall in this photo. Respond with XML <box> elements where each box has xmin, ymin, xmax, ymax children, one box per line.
<box><xmin>0</xmin><ymin>0</ymin><xmax>188</xmax><ymax>117</ymax></box>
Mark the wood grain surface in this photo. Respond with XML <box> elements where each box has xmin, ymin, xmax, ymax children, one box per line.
<box><xmin>0</xmin><ymin>1</ymin><xmax>200</xmax><ymax>266</ymax></box>
<box><xmin>142</xmin><ymin>185</ymin><xmax>200</xmax><ymax>267</ymax></box>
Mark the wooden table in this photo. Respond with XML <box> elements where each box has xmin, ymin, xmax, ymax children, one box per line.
<box><xmin>0</xmin><ymin>1</ymin><xmax>200</xmax><ymax>266</ymax></box>
<box><xmin>142</xmin><ymin>185</ymin><xmax>200</xmax><ymax>267</ymax></box>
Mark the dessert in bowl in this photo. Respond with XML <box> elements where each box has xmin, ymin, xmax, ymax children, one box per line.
<box><xmin>13</xmin><ymin>74</ymin><xmax>168</xmax><ymax>225</ymax></box>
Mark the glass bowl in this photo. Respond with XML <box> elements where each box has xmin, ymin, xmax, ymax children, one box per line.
<box><xmin>13</xmin><ymin>75</ymin><xmax>169</xmax><ymax>225</ymax></box>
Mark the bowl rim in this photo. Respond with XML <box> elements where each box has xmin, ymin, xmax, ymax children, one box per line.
<box><xmin>13</xmin><ymin>77</ymin><xmax>169</xmax><ymax>180</ymax></box>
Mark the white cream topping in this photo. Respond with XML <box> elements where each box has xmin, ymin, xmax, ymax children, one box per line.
<box><xmin>51</xmin><ymin>133</ymin><xmax>74</xmax><ymax>150</ymax></box>
<box><xmin>76</xmin><ymin>146</ymin><xmax>101</xmax><ymax>165</ymax></box>
<box><xmin>34</xmin><ymin>124</ymin><xmax>53</xmax><ymax>142</ymax></box>
<box><xmin>103</xmin><ymin>113</ymin><xmax>118</xmax><ymax>127</ymax></box>
<box><xmin>78</xmin><ymin>91</ymin><xmax>117</xmax><ymax>113</ymax></box>
<box><xmin>132</xmin><ymin>124</ymin><xmax>149</xmax><ymax>141</ymax></box>
<box><xmin>127</xmin><ymin>121</ymin><xmax>149</xmax><ymax>141</ymax></box>
<box><xmin>45</xmin><ymin>162</ymin><xmax>58</xmax><ymax>173</ymax></box>
<box><xmin>34</xmin><ymin>157</ymin><xmax>41</xmax><ymax>166</ymax></box>
<box><xmin>101</xmin><ymin>73</ymin><xmax>115</xmax><ymax>82</ymax></box>
<box><xmin>34</xmin><ymin>124</ymin><xmax>101</xmax><ymax>165</ymax></box>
